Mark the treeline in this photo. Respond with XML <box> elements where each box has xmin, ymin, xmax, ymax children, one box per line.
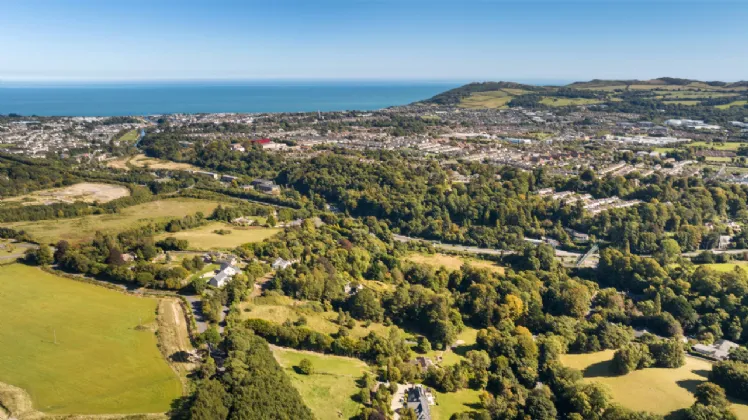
<box><xmin>186</xmin><ymin>326</ymin><xmax>314</xmax><ymax>420</ymax></box>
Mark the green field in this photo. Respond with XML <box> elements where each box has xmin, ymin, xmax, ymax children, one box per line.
<box><xmin>717</xmin><ymin>100</ymin><xmax>748</xmax><ymax>109</ymax></box>
<box><xmin>0</xmin><ymin>264</ymin><xmax>181</xmax><ymax>414</ymax></box>
<box><xmin>156</xmin><ymin>221</ymin><xmax>279</xmax><ymax>250</ymax></box>
<box><xmin>561</xmin><ymin>350</ymin><xmax>748</xmax><ymax>417</ymax></box>
<box><xmin>241</xmin><ymin>295</ymin><xmax>392</xmax><ymax>339</ymax></box>
<box><xmin>459</xmin><ymin>90</ymin><xmax>515</xmax><ymax>109</ymax></box>
<box><xmin>2</xmin><ymin>198</ymin><xmax>224</xmax><ymax>244</ymax></box>
<box><xmin>689</xmin><ymin>141</ymin><xmax>747</xmax><ymax>150</ymax></box>
<box><xmin>118</xmin><ymin>129</ymin><xmax>140</xmax><ymax>143</ymax></box>
<box><xmin>540</xmin><ymin>97</ymin><xmax>601</xmax><ymax>107</ymax></box>
<box><xmin>702</xmin><ymin>261</ymin><xmax>748</xmax><ymax>272</ymax></box>
<box><xmin>406</xmin><ymin>252</ymin><xmax>504</xmax><ymax>275</ymax></box>
<box><xmin>432</xmin><ymin>388</ymin><xmax>482</xmax><ymax>420</ymax></box>
<box><xmin>273</xmin><ymin>347</ymin><xmax>370</xmax><ymax>420</ymax></box>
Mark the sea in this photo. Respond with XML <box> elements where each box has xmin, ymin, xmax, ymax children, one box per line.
<box><xmin>0</xmin><ymin>81</ymin><xmax>465</xmax><ymax>117</ymax></box>
<box><xmin>0</xmin><ymin>79</ymin><xmax>570</xmax><ymax>117</ymax></box>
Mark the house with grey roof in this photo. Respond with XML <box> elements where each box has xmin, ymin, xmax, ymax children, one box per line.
<box><xmin>405</xmin><ymin>385</ymin><xmax>434</xmax><ymax>420</ymax></box>
<box><xmin>692</xmin><ymin>339</ymin><xmax>740</xmax><ymax>361</ymax></box>
<box><xmin>209</xmin><ymin>262</ymin><xmax>239</xmax><ymax>288</ymax></box>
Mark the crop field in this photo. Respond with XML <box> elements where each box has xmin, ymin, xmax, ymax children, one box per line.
<box><xmin>0</xmin><ymin>182</ymin><xmax>130</xmax><ymax>207</ymax></box>
<box><xmin>0</xmin><ymin>264</ymin><xmax>181</xmax><ymax>415</ymax></box>
<box><xmin>406</xmin><ymin>252</ymin><xmax>504</xmax><ymax>275</ymax></box>
<box><xmin>2</xmin><ymin>198</ymin><xmax>223</xmax><ymax>244</ymax></box>
<box><xmin>241</xmin><ymin>295</ymin><xmax>391</xmax><ymax>339</ymax></box>
<box><xmin>156</xmin><ymin>222</ymin><xmax>279</xmax><ymax>250</ymax></box>
<box><xmin>560</xmin><ymin>350</ymin><xmax>748</xmax><ymax>417</ymax></box>
<box><xmin>272</xmin><ymin>347</ymin><xmax>370</xmax><ymax>420</ymax></box>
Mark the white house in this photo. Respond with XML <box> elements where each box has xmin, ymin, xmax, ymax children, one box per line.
<box><xmin>209</xmin><ymin>263</ymin><xmax>239</xmax><ymax>288</ymax></box>
<box><xmin>272</xmin><ymin>257</ymin><xmax>293</xmax><ymax>270</ymax></box>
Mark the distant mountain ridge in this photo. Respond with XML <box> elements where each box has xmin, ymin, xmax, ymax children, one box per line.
<box><xmin>422</xmin><ymin>78</ymin><xmax>748</xmax><ymax>106</ymax></box>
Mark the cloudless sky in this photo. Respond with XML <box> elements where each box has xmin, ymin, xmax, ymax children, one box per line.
<box><xmin>1</xmin><ymin>0</ymin><xmax>746</xmax><ymax>82</ymax></box>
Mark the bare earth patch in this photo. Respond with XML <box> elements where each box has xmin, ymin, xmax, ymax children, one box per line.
<box><xmin>1</xmin><ymin>183</ymin><xmax>129</xmax><ymax>206</ymax></box>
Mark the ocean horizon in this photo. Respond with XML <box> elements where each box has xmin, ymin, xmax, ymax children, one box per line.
<box><xmin>0</xmin><ymin>79</ymin><xmax>571</xmax><ymax>117</ymax></box>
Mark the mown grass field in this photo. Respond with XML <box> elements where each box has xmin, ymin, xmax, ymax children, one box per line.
<box><xmin>2</xmin><ymin>198</ymin><xmax>223</xmax><ymax>244</ymax></box>
<box><xmin>560</xmin><ymin>350</ymin><xmax>748</xmax><ymax>417</ymax></box>
<box><xmin>272</xmin><ymin>347</ymin><xmax>370</xmax><ymax>420</ymax></box>
<box><xmin>431</xmin><ymin>388</ymin><xmax>482</xmax><ymax>420</ymax></box>
<box><xmin>156</xmin><ymin>221</ymin><xmax>279</xmax><ymax>250</ymax></box>
<box><xmin>0</xmin><ymin>264</ymin><xmax>181</xmax><ymax>414</ymax></box>
<box><xmin>406</xmin><ymin>252</ymin><xmax>505</xmax><ymax>275</ymax></box>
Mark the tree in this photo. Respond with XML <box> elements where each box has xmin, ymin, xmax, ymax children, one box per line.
<box><xmin>298</xmin><ymin>358</ymin><xmax>314</xmax><ymax>375</ymax></box>
<box><xmin>106</xmin><ymin>247</ymin><xmax>126</xmax><ymax>266</ymax></box>
<box><xmin>416</xmin><ymin>336</ymin><xmax>432</xmax><ymax>353</ymax></box>
<box><xmin>189</xmin><ymin>379</ymin><xmax>228</xmax><ymax>420</ymax></box>
<box><xmin>400</xmin><ymin>408</ymin><xmax>418</xmax><ymax>420</ymax></box>
<box><xmin>525</xmin><ymin>392</ymin><xmax>557</xmax><ymax>420</ymax></box>
<box><xmin>266</xmin><ymin>213</ymin><xmax>277</xmax><ymax>227</ymax></box>
<box><xmin>611</xmin><ymin>343</ymin><xmax>653</xmax><ymax>375</ymax></box>
<box><xmin>25</xmin><ymin>244</ymin><xmax>53</xmax><ymax>266</ymax></box>
<box><xmin>349</xmin><ymin>288</ymin><xmax>384</xmax><ymax>322</ymax></box>
<box><xmin>694</xmin><ymin>382</ymin><xmax>730</xmax><ymax>408</ymax></box>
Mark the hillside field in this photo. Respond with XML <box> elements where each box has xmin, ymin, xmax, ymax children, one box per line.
<box><xmin>0</xmin><ymin>264</ymin><xmax>181</xmax><ymax>414</ymax></box>
<box><xmin>108</xmin><ymin>154</ymin><xmax>200</xmax><ymax>171</ymax></box>
<box><xmin>0</xmin><ymin>182</ymin><xmax>130</xmax><ymax>207</ymax></box>
<box><xmin>272</xmin><ymin>347</ymin><xmax>370</xmax><ymax>420</ymax></box>
<box><xmin>2</xmin><ymin>198</ymin><xmax>223</xmax><ymax>244</ymax></box>
<box><xmin>156</xmin><ymin>221</ymin><xmax>279</xmax><ymax>250</ymax></box>
<box><xmin>406</xmin><ymin>252</ymin><xmax>505</xmax><ymax>275</ymax></box>
<box><xmin>561</xmin><ymin>350</ymin><xmax>748</xmax><ymax>418</ymax></box>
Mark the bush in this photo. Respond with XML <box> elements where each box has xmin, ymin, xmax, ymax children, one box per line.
<box><xmin>297</xmin><ymin>358</ymin><xmax>314</xmax><ymax>375</ymax></box>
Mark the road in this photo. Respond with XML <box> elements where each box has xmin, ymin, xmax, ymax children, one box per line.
<box><xmin>393</xmin><ymin>234</ymin><xmax>582</xmax><ymax>259</ymax></box>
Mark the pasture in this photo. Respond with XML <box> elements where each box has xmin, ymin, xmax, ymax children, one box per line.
<box><xmin>406</xmin><ymin>252</ymin><xmax>505</xmax><ymax>275</ymax></box>
<box><xmin>241</xmin><ymin>294</ymin><xmax>391</xmax><ymax>339</ymax></box>
<box><xmin>118</xmin><ymin>129</ymin><xmax>140</xmax><ymax>143</ymax></box>
<box><xmin>2</xmin><ymin>198</ymin><xmax>223</xmax><ymax>244</ymax></box>
<box><xmin>272</xmin><ymin>347</ymin><xmax>370</xmax><ymax>420</ymax></box>
<box><xmin>156</xmin><ymin>222</ymin><xmax>279</xmax><ymax>250</ymax></box>
<box><xmin>0</xmin><ymin>182</ymin><xmax>130</xmax><ymax>206</ymax></box>
<box><xmin>0</xmin><ymin>264</ymin><xmax>181</xmax><ymax>414</ymax></box>
<box><xmin>701</xmin><ymin>260</ymin><xmax>748</xmax><ymax>273</ymax></box>
<box><xmin>717</xmin><ymin>100</ymin><xmax>748</xmax><ymax>109</ymax></box>
<box><xmin>539</xmin><ymin>97</ymin><xmax>601</xmax><ymax>107</ymax></box>
<box><xmin>560</xmin><ymin>350</ymin><xmax>748</xmax><ymax>417</ymax></box>
<box><xmin>459</xmin><ymin>90</ymin><xmax>514</xmax><ymax>109</ymax></box>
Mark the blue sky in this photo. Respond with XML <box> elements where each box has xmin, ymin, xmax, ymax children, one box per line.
<box><xmin>1</xmin><ymin>0</ymin><xmax>746</xmax><ymax>82</ymax></box>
